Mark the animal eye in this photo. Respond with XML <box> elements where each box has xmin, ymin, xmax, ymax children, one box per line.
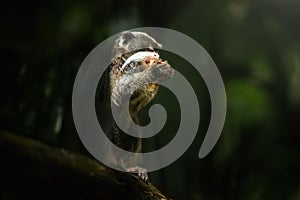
<box><xmin>146</xmin><ymin>47</ymin><xmax>154</xmax><ymax>52</ymax></box>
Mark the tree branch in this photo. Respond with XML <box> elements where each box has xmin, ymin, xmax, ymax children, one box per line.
<box><xmin>0</xmin><ymin>131</ymin><xmax>171</xmax><ymax>200</ymax></box>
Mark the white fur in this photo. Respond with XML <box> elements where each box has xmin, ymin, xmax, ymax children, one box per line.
<box><xmin>120</xmin><ymin>51</ymin><xmax>159</xmax><ymax>71</ymax></box>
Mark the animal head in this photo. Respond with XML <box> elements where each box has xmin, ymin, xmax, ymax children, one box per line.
<box><xmin>112</xmin><ymin>31</ymin><xmax>162</xmax><ymax>59</ymax></box>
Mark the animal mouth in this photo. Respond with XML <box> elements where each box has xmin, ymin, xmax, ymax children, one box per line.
<box><xmin>145</xmin><ymin>55</ymin><xmax>159</xmax><ymax>65</ymax></box>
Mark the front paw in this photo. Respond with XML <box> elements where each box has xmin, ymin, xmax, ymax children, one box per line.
<box><xmin>150</xmin><ymin>61</ymin><xmax>174</xmax><ymax>82</ymax></box>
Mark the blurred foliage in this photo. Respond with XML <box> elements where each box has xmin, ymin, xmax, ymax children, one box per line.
<box><xmin>1</xmin><ymin>0</ymin><xmax>300</xmax><ymax>199</ymax></box>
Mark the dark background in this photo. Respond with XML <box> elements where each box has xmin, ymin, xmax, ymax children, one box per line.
<box><xmin>1</xmin><ymin>0</ymin><xmax>300</xmax><ymax>199</ymax></box>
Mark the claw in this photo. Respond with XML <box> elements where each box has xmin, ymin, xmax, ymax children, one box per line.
<box><xmin>126</xmin><ymin>166</ymin><xmax>149</xmax><ymax>182</ymax></box>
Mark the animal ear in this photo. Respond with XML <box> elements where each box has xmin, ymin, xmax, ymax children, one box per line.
<box><xmin>119</xmin><ymin>31</ymin><xmax>135</xmax><ymax>47</ymax></box>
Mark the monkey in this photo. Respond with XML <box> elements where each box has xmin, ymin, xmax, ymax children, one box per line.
<box><xmin>96</xmin><ymin>31</ymin><xmax>174</xmax><ymax>181</ymax></box>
